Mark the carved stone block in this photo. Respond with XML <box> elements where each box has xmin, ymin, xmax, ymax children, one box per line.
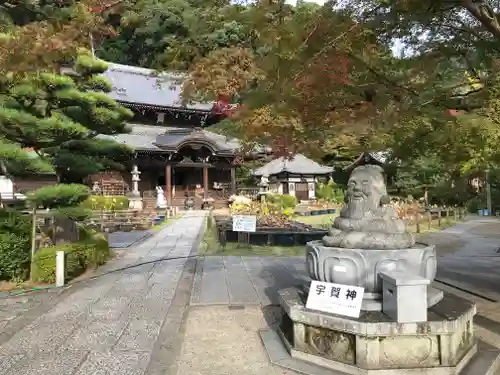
<box><xmin>277</xmin><ymin>287</ymin><xmax>476</xmax><ymax>373</ymax></box>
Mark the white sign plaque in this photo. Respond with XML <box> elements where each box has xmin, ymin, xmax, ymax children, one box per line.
<box><xmin>306</xmin><ymin>280</ymin><xmax>365</xmax><ymax>318</ymax></box>
<box><xmin>232</xmin><ymin>215</ymin><xmax>257</xmax><ymax>232</ymax></box>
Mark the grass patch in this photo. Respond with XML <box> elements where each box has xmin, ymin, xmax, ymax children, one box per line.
<box><xmin>294</xmin><ymin>213</ymin><xmax>337</xmax><ymax>228</ymax></box>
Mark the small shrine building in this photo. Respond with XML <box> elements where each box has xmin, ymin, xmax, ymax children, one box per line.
<box><xmin>253</xmin><ymin>154</ymin><xmax>333</xmax><ymax>201</ymax></box>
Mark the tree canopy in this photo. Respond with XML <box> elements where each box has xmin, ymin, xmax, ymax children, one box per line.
<box><xmin>3</xmin><ymin>0</ymin><xmax>500</xmax><ymax>203</ymax></box>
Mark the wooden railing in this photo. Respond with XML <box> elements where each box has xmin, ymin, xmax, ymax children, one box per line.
<box><xmin>236</xmin><ymin>188</ymin><xmax>259</xmax><ymax>199</ymax></box>
<box><xmin>401</xmin><ymin>207</ymin><xmax>466</xmax><ymax>233</ymax></box>
<box><xmin>84</xmin><ymin>210</ymin><xmax>157</xmax><ymax>232</ymax></box>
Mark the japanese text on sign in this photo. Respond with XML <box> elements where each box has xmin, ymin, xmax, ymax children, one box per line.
<box><xmin>306</xmin><ymin>280</ymin><xmax>364</xmax><ymax>318</ymax></box>
<box><xmin>232</xmin><ymin>215</ymin><xmax>257</xmax><ymax>232</ymax></box>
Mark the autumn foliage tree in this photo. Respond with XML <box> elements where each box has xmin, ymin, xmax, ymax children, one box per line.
<box><xmin>0</xmin><ymin>0</ymin><xmax>116</xmax><ymax>74</ymax></box>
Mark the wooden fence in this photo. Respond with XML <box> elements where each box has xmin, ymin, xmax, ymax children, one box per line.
<box><xmin>401</xmin><ymin>207</ymin><xmax>466</xmax><ymax>233</ymax></box>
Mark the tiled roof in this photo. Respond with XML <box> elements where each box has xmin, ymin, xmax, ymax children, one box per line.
<box><xmin>97</xmin><ymin>124</ymin><xmax>241</xmax><ymax>153</ymax></box>
<box><xmin>101</xmin><ymin>63</ymin><xmax>214</xmax><ymax>112</ymax></box>
<box><xmin>346</xmin><ymin>151</ymin><xmax>391</xmax><ymax>170</ymax></box>
<box><xmin>253</xmin><ymin>154</ymin><xmax>333</xmax><ymax>176</ymax></box>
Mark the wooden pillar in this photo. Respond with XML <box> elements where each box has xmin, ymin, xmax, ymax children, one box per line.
<box><xmin>203</xmin><ymin>166</ymin><xmax>209</xmax><ymax>199</ymax></box>
<box><xmin>165</xmin><ymin>164</ymin><xmax>172</xmax><ymax>205</ymax></box>
<box><xmin>230</xmin><ymin>167</ymin><xmax>237</xmax><ymax>195</ymax></box>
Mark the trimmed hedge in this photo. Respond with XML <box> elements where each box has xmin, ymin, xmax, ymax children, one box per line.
<box><xmin>32</xmin><ymin>228</ymin><xmax>111</xmax><ymax>283</ymax></box>
<box><xmin>27</xmin><ymin>183</ymin><xmax>91</xmax><ymax>208</ymax></box>
<box><xmin>81</xmin><ymin>195</ymin><xmax>129</xmax><ymax>211</ymax></box>
<box><xmin>0</xmin><ymin>209</ymin><xmax>31</xmax><ymax>281</ymax></box>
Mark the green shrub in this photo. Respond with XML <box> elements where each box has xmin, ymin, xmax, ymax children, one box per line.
<box><xmin>0</xmin><ymin>232</ymin><xmax>31</xmax><ymax>280</ymax></box>
<box><xmin>266</xmin><ymin>194</ymin><xmax>298</xmax><ymax>209</ymax></box>
<box><xmin>466</xmin><ymin>196</ymin><xmax>485</xmax><ymax>213</ymax></box>
<box><xmin>32</xmin><ymin>243</ymin><xmax>86</xmax><ymax>283</ymax></box>
<box><xmin>279</xmin><ymin>194</ymin><xmax>298</xmax><ymax>208</ymax></box>
<box><xmin>78</xmin><ymin>227</ymin><xmax>111</xmax><ymax>267</ymax></box>
<box><xmin>0</xmin><ymin>208</ymin><xmax>31</xmax><ymax>235</ymax></box>
<box><xmin>32</xmin><ymin>240</ymin><xmax>111</xmax><ymax>283</ymax></box>
<box><xmin>283</xmin><ymin>207</ymin><xmax>294</xmax><ymax>217</ymax></box>
<box><xmin>32</xmin><ymin>228</ymin><xmax>111</xmax><ymax>283</ymax></box>
<box><xmin>0</xmin><ymin>210</ymin><xmax>31</xmax><ymax>281</ymax></box>
<box><xmin>27</xmin><ymin>184</ymin><xmax>91</xmax><ymax>208</ymax></box>
<box><xmin>316</xmin><ymin>180</ymin><xmax>345</xmax><ymax>203</ymax></box>
<box><xmin>54</xmin><ymin>206</ymin><xmax>92</xmax><ymax>221</ymax></box>
<box><xmin>81</xmin><ymin>195</ymin><xmax>129</xmax><ymax>211</ymax></box>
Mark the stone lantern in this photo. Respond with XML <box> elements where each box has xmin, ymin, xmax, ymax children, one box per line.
<box><xmin>128</xmin><ymin>165</ymin><xmax>143</xmax><ymax>211</ymax></box>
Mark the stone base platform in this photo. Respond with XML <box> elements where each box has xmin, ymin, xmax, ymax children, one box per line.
<box><xmin>260</xmin><ymin>287</ymin><xmax>500</xmax><ymax>375</ymax></box>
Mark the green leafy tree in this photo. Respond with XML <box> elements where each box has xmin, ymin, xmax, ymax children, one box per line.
<box><xmin>0</xmin><ymin>50</ymin><xmax>134</xmax><ymax>182</ymax></box>
<box><xmin>97</xmin><ymin>0</ymin><xmax>250</xmax><ymax>69</ymax></box>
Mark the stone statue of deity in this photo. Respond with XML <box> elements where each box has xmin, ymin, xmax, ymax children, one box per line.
<box><xmin>156</xmin><ymin>186</ymin><xmax>167</xmax><ymax>209</ymax></box>
<box><xmin>322</xmin><ymin>164</ymin><xmax>415</xmax><ymax>249</ymax></box>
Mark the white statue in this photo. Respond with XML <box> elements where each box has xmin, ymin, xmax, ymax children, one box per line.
<box><xmin>260</xmin><ymin>175</ymin><xmax>269</xmax><ymax>186</ymax></box>
<box><xmin>156</xmin><ymin>186</ymin><xmax>167</xmax><ymax>209</ymax></box>
<box><xmin>91</xmin><ymin>181</ymin><xmax>101</xmax><ymax>194</ymax></box>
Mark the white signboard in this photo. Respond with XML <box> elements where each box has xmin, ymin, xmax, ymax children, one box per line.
<box><xmin>232</xmin><ymin>215</ymin><xmax>257</xmax><ymax>232</ymax></box>
<box><xmin>306</xmin><ymin>280</ymin><xmax>364</xmax><ymax>318</ymax></box>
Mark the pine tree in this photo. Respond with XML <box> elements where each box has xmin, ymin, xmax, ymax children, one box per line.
<box><xmin>0</xmin><ymin>50</ymin><xmax>133</xmax><ymax>183</ymax></box>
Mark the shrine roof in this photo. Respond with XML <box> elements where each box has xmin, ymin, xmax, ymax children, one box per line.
<box><xmin>100</xmin><ymin>63</ymin><xmax>214</xmax><ymax>112</ymax></box>
<box><xmin>253</xmin><ymin>154</ymin><xmax>333</xmax><ymax>176</ymax></box>
<box><xmin>97</xmin><ymin>124</ymin><xmax>242</xmax><ymax>155</ymax></box>
<box><xmin>345</xmin><ymin>151</ymin><xmax>390</xmax><ymax>171</ymax></box>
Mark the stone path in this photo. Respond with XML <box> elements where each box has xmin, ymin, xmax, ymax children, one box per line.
<box><xmin>435</xmin><ymin>218</ymin><xmax>500</xmax><ymax>301</ymax></box>
<box><xmin>0</xmin><ymin>211</ymin><xmax>206</xmax><ymax>375</ymax></box>
<box><xmin>191</xmin><ymin>256</ymin><xmax>308</xmax><ymax>306</ymax></box>
<box><xmin>107</xmin><ymin>230</ymin><xmax>153</xmax><ymax>249</ymax></box>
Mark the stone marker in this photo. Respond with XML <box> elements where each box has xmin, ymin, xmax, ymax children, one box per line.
<box><xmin>380</xmin><ymin>270</ymin><xmax>430</xmax><ymax>323</ymax></box>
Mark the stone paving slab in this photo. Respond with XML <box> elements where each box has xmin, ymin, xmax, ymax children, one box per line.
<box><xmin>108</xmin><ymin>230</ymin><xmax>153</xmax><ymax>248</ymax></box>
<box><xmin>190</xmin><ymin>256</ymin><xmax>307</xmax><ymax>306</ymax></box>
<box><xmin>175</xmin><ymin>305</ymin><xmax>300</xmax><ymax>375</ymax></box>
<box><xmin>0</xmin><ymin>212</ymin><xmax>206</xmax><ymax>375</ymax></box>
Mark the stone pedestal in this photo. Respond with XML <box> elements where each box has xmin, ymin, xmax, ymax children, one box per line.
<box><xmin>268</xmin><ymin>287</ymin><xmax>488</xmax><ymax>375</ymax></box>
<box><xmin>306</xmin><ymin>241</ymin><xmax>443</xmax><ymax>311</ymax></box>
<box><xmin>128</xmin><ymin>195</ymin><xmax>143</xmax><ymax>211</ymax></box>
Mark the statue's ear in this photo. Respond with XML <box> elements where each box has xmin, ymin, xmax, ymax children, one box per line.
<box><xmin>380</xmin><ymin>195</ymin><xmax>390</xmax><ymax>206</ymax></box>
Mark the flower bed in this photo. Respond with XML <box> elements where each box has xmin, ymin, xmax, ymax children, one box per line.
<box><xmin>214</xmin><ymin>216</ymin><xmax>328</xmax><ymax>247</ymax></box>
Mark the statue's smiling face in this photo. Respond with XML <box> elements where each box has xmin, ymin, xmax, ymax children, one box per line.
<box><xmin>347</xmin><ymin>173</ymin><xmax>370</xmax><ymax>201</ymax></box>
<box><xmin>343</xmin><ymin>166</ymin><xmax>386</xmax><ymax>220</ymax></box>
